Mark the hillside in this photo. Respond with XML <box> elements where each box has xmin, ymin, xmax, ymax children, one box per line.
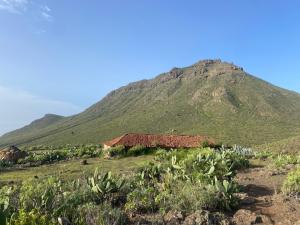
<box><xmin>256</xmin><ymin>135</ymin><xmax>300</xmax><ymax>153</ymax></box>
<box><xmin>0</xmin><ymin>114</ymin><xmax>64</xmax><ymax>147</ymax></box>
<box><xmin>1</xmin><ymin>59</ymin><xmax>300</xmax><ymax>147</ymax></box>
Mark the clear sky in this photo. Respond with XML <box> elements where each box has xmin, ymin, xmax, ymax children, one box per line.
<box><xmin>0</xmin><ymin>0</ymin><xmax>299</xmax><ymax>135</ymax></box>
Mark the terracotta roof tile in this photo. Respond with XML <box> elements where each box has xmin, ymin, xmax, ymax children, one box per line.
<box><xmin>103</xmin><ymin>133</ymin><xmax>215</xmax><ymax>148</ymax></box>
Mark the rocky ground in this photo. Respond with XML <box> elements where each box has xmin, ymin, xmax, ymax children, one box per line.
<box><xmin>234</xmin><ymin>165</ymin><xmax>300</xmax><ymax>225</ymax></box>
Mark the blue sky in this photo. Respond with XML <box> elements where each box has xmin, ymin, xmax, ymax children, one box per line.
<box><xmin>0</xmin><ymin>0</ymin><xmax>300</xmax><ymax>135</ymax></box>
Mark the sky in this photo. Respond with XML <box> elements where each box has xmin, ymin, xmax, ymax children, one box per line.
<box><xmin>0</xmin><ymin>0</ymin><xmax>300</xmax><ymax>135</ymax></box>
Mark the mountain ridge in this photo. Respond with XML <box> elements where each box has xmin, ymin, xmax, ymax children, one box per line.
<box><xmin>1</xmin><ymin>59</ymin><xmax>300</xmax><ymax>147</ymax></box>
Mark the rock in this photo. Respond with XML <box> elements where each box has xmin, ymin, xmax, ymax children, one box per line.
<box><xmin>0</xmin><ymin>146</ymin><xmax>28</xmax><ymax>163</ymax></box>
<box><xmin>285</xmin><ymin>164</ymin><xmax>294</xmax><ymax>170</ymax></box>
<box><xmin>268</xmin><ymin>171</ymin><xmax>277</xmax><ymax>176</ymax></box>
<box><xmin>131</xmin><ymin>214</ymin><xmax>164</xmax><ymax>225</ymax></box>
<box><xmin>80</xmin><ymin>159</ymin><xmax>88</xmax><ymax>165</ymax></box>
<box><xmin>163</xmin><ymin>210</ymin><xmax>184</xmax><ymax>225</ymax></box>
<box><xmin>182</xmin><ymin>210</ymin><xmax>230</xmax><ymax>225</ymax></box>
<box><xmin>241</xmin><ymin>197</ymin><xmax>256</xmax><ymax>205</ymax></box>
<box><xmin>235</xmin><ymin>193</ymin><xmax>256</xmax><ymax>205</ymax></box>
<box><xmin>58</xmin><ymin>217</ymin><xmax>72</xmax><ymax>225</ymax></box>
<box><xmin>232</xmin><ymin>209</ymin><xmax>273</xmax><ymax>225</ymax></box>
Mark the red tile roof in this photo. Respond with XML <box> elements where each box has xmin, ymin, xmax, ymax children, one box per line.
<box><xmin>103</xmin><ymin>133</ymin><xmax>215</xmax><ymax>148</ymax></box>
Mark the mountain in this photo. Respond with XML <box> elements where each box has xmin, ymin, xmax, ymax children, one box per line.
<box><xmin>0</xmin><ymin>114</ymin><xmax>64</xmax><ymax>146</ymax></box>
<box><xmin>1</xmin><ymin>59</ymin><xmax>300</xmax><ymax>147</ymax></box>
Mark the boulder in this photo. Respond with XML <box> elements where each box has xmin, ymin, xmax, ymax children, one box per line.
<box><xmin>0</xmin><ymin>145</ymin><xmax>28</xmax><ymax>163</ymax></box>
<box><xmin>182</xmin><ymin>210</ymin><xmax>230</xmax><ymax>225</ymax></box>
<box><xmin>164</xmin><ymin>210</ymin><xmax>184</xmax><ymax>225</ymax></box>
<box><xmin>232</xmin><ymin>209</ymin><xmax>273</xmax><ymax>225</ymax></box>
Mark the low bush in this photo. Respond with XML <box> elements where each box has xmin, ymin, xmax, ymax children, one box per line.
<box><xmin>0</xmin><ymin>160</ymin><xmax>13</xmax><ymax>170</ymax></box>
<box><xmin>127</xmin><ymin>145</ymin><xmax>151</xmax><ymax>156</ymax></box>
<box><xmin>282</xmin><ymin>166</ymin><xmax>300</xmax><ymax>196</ymax></box>
<box><xmin>0</xmin><ymin>186</ymin><xmax>19</xmax><ymax>224</ymax></box>
<box><xmin>87</xmin><ymin>169</ymin><xmax>126</xmax><ymax>203</ymax></box>
<box><xmin>125</xmin><ymin>186</ymin><xmax>158</xmax><ymax>213</ymax></box>
<box><xmin>68</xmin><ymin>145</ymin><xmax>102</xmax><ymax>158</ymax></box>
<box><xmin>16</xmin><ymin>145</ymin><xmax>103</xmax><ymax>167</ymax></box>
<box><xmin>254</xmin><ymin>150</ymin><xmax>273</xmax><ymax>160</ymax></box>
<box><xmin>107</xmin><ymin>145</ymin><xmax>126</xmax><ymax>157</ymax></box>
<box><xmin>271</xmin><ymin>153</ymin><xmax>299</xmax><ymax>168</ymax></box>
<box><xmin>19</xmin><ymin>177</ymin><xmax>62</xmax><ymax>214</ymax></box>
<box><xmin>7</xmin><ymin>209</ymin><xmax>55</xmax><ymax>225</ymax></box>
<box><xmin>76</xmin><ymin>203</ymin><xmax>128</xmax><ymax>225</ymax></box>
<box><xmin>155</xmin><ymin>181</ymin><xmax>217</xmax><ymax>214</ymax></box>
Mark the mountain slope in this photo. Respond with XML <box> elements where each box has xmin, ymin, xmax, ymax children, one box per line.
<box><xmin>1</xmin><ymin>59</ymin><xmax>300</xmax><ymax>147</ymax></box>
<box><xmin>256</xmin><ymin>135</ymin><xmax>300</xmax><ymax>153</ymax></box>
<box><xmin>0</xmin><ymin>114</ymin><xmax>64</xmax><ymax>146</ymax></box>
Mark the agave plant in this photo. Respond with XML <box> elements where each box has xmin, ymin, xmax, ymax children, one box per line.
<box><xmin>87</xmin><ymin>169</ymin><xmax>125</xmax><ymax>201</ymax></box>
<box><xmin>212</xmin><ymin>177</ymin><xmax>239</xmax><ymax>211</ymax></box>
<box><xmin>165</xmin><ymin>156</ymin><xmax>190</xmax><ymax>181</ymax></box>
<box><xmin>232</xmin><ymin>145</ymin><xmax>254</xmax><ymax>157</ymax></box>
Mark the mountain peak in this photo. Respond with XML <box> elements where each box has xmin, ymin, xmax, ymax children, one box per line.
<box><xmin>192</xmin><ymin>59</ymin><xmax>244</xmax><ymax>75</ymax></box>
<box><xmin>43</xmin><ymin>114</ymin><xmax>63</xmax><ymax>118</ymax></box>
<box><xmin>0</xmin><ymin>59</ymin><xmax>299</xmax><ymax>147</ymax></box>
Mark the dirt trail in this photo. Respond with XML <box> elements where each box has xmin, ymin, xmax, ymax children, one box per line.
<box><xmin>235</xmin><ymin>166</ymin><xmax>300</xmax><ymax>225</ymax></box>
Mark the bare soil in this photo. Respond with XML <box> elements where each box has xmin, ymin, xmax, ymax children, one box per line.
<box><xmin>235</xmin><ymin>164</ymin><xmax>300</xmax><ymax>225</ymax></box>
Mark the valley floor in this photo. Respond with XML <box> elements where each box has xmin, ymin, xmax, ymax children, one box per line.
<box><xmin>1</xmin><ymin>151</ymin><xmax>300</xmax><ymax>225</ymax></box>
<box><xmin>0</xmin><ymin>155</ymin><xmax>153</xmax><ymax>183</ymax></box>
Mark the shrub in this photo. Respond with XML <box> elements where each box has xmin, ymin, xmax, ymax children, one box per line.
<box><xmin>107</xmin><ymin>145</ymin><xmax>126</xmax><ymax>157</ymax></box>
<box><xmin>52</xmin><ymin>181</ymin><xmax>94</xmax><ymax>220</ymax></box>
<box><xmin>19</xmin><ymin>144</ymin><xmax>103</xmax><ymax>166</ymax></box>
<box><xmin>19</xmin><ymin>177</ymin><xmax>62</xmax><ymax>214</ymax></box>
<box><xmin>210</xmin><ymin>178</ymin><xmax>239</xmax><ymax>211</ymax></box>
<box><xmin>202</xmin><ymin>140</ymin><xmax>210</xmax><ymax>148</ymax></box>
<box><xmin>155</xmin><ymin>181</ymin><xmax>217</xmax><ymax>214</ymax></box>
<box><xmin>87</xmin><ymin>169</ymin><xmax>125</xmax><ymax>203</ymax></box>
<box><xmin>282</xmin><ymin>167</ymin><xmax>300</xmax><ymax>196</ymax></box>
<box><xmin>232</xmin><ymin>145</ymin><xmax>254</xmax><ymax>157</ymax></box>
<box><xmin>254</xmin><ymin>150</ymin><xmax>273</xmax><ymax>160</ymax></box>
<box><xmin>0</xmin><ymin>160</ymin><xmax>13</xmax><ymax>169</ymax></box>
<box><xmin>271</xmin><ymin>153</ymin><xmax>298</xmax><ymax>168</ymax></box>
<box><xmin>76</xmin><ymin>203</ymin><xmax>128</xmax><ymax>225</ymax></box>
<box><xmin>127</xmin><ymin>145</ymin><xmax>150</xmax><ymax>156</ymax></box>
<box><xmin>7</xmin><ymin>209</ymin><xmax>55</xmax><ymax>225</ymax></box>
<box><xmin>71</xmin><ymin>145</ymin><xmax>102</xmax><ymax>158</ymax></box>
<box><xmin>0</xmin><ymin>185</ymin><xmax>19</xmax><ymax>224</ymax></box>
<box><xmin>125</xmin><ymin>186</ymin><xmax>158</xmax><ymax>213</ymax></box>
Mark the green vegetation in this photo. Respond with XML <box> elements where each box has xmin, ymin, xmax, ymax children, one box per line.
<box><xmin>252</xmin><ymin>150</ymin><xmax>300</xmax><ymax>169</ymax></box>
<box><xmin>106</xmin><ymin>145</ymin><xmax>156</xmax><ymax>158</ymax></box>
<box><xmin>19</xmin><ymin>144</ymin><xmax>102</xmax><ymax>165</ymax></box>
<box><xmin>0</xmin><ymin>146</ymin><xmax>251</xmax><ymax>224</ymax></box>
<box><xmin>1</xmin><ymin>60</ymin><xmax>300</xmax><ymax>147</ymax></box>
<box><xmin>282</xmin><ymin>167</ymin><xmax>300</xmax><ymax>196</ymax></box>
<box><xmin>0</xmin><ymin>155</ymin><xmax>153</xmax><ymax>183</ymax></box>
<box><xmin>257</xmin><ymin>135</ymin><xmax>300</xmax><ymax>153</ymax></box>
<box><xmin>0</xmin><ymin>145</ymin><xmax>103</xmax><ymax>174</ymax></box>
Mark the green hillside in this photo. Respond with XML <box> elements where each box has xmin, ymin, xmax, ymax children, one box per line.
<box><xmin>256</xmin><ymin>135</ymin><xmax>300</xmax><ymax>153</ymax></box>
<box><xmin>1</xmin><ymin>59</ymin><xmax>300</xmax><ymax>147</ymax></box>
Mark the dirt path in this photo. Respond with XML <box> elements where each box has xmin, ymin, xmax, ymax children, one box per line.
<box><xmin>235</xmin><ymin>166</ymin><xmax>300</xmax><ymax>225</ymax></box>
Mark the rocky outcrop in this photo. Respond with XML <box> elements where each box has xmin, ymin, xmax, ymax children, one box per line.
<box><xmin>232</xmin><ymin>209</ymin><xmax>273</xmax><ymax>225</ymax></box>
<box><xmin>0</xmin><ymin>145</ymin><xmax>28</xmax><ymax>163</ymax></box>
